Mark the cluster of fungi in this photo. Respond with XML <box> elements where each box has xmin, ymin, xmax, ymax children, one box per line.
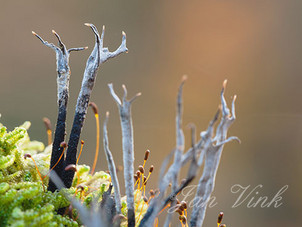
<box><xmin>0</xmin><ymin>22</ymin><xmax>238</xmax><ymax>226</ymax></box>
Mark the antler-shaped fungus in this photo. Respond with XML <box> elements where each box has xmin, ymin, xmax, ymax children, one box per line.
<box><xmin>32</xmin><ymin>30</ymin><xmax>87</xmax><ymax>192</ymax></box>
<box><xmin>139</xmin><ymin>80</ymin><xmax>239</xmax><ymax>227</ymax></box>
<box><xmin>108</xmin><ymin>84</ymin><xmax>141</xmax><ymax>227</ymax></box>
<box><xmin>190</xmin><ymin>80</ymin><xmax>239</xmax><ymax>227</ymax></box>
<box><xmin>103</xmin><ymin>112</ymin><xmax>122</xmax><ymax>215</ymax></box>
<box><xmin>62</xmin><ymin>24</ymin><xmax>128</xmax><ymax>188</ymax></box>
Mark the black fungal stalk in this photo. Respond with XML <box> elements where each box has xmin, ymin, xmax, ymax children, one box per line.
<box><xmin>32</xmin><ymin>23</ymin><xmax>239</xmax><ymax>227</ymax></box>
<box><xmin>32</xmin><ymin>30</ymin><xmax>87</xmax><ymax>192</ymax></box>
<box><xmin>62</xmin><ymin>24</ymin><xmax>128</xmax><ymax>188</ymax></box>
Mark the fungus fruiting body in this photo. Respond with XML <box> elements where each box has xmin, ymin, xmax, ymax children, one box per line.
<box><xmin>0</xmin><ymin>23</ymin><xmax>237</xmax><ymax>227</ymax></box>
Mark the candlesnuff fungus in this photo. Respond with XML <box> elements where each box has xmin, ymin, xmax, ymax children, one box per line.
<box><xmin>33</xmin><ymin>24</ymin><xmax>127</xmax><ymax>190</ymax></box>
<box><xmin>33</xmin><ymin>30</ymin><xmax>87</xmax><ymax>192</ymax></box>
<box><xmin>0</xmin><ymin>78</ymin><xmax>236</xmax><ymax>226</ymax></box>
<box><xmin>62</xmin><ymin>24</ymin><xmax>127</xmax><ymax>189</ymax></box>
<box><xmin>190</xmin><ymin>81</ymin><xmax>239</xmax><ymax>227</ymax></box>
<box><xmin>138</xmin><ymin>79</ymin><xmax>239</xmax><ymax>227</ymax></box>
<box><xmin>108</xmin><ymin>84</ymin><xmax>141</xmax><ymax>227</ymax></box>
<box><xmin>1</xmin><ymin>22</ymin><xmax>239</xmax><ymax>227</ymax></box>
<box><xmin>163</xmin><ymin>75</ymin><xmax>186</xmax><ymax>227</ymax></box>
<box><xmin>103</xmin><ymin>112</ymin><xmax>122</xmax><ymax>215</ymax></box>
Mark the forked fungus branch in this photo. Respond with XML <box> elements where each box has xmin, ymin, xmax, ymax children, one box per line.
<box><xmin>108</xmin><ymin>84</ymin><xmax>141</xmax><ymax>227</ymax></box>
<box><xmin>33</xmin><ymin>24</ymin><xmax>128</xmax><ymax>191</ymax></box>
<box><xmin>139</xmin><ymin>80</ymin><xmax>239</xmax><ymax>227</ymax></box>
<box><xmin>32</xmin><ymin>30</ymin><xmax>87</xmax><ymax>192</ymax></box>
<box><xmin>32</xmin><ymin>23</ymin><xmax>238</xmax><ymax>227</ymax></box>
<box><xmin>63</xmin><ymin>24</ymin><xmax>127</xmax><ymax>188</ymax></box>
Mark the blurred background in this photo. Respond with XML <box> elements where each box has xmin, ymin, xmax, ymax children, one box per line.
<box><xmin>0</xmin><ymin>0</ymin><xmax>301</xmax><ymax>225</ymax></box>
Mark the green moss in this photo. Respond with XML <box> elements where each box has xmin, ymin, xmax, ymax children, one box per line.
<box><xmin>0</xmin><ymin>122</ymin><xmax>147</xmax><ymax>226</ymax></box>
<box><xmin>0</xmin><ymin>123</ymin><xmax>106</xmax><ymax>226</ymax></box>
